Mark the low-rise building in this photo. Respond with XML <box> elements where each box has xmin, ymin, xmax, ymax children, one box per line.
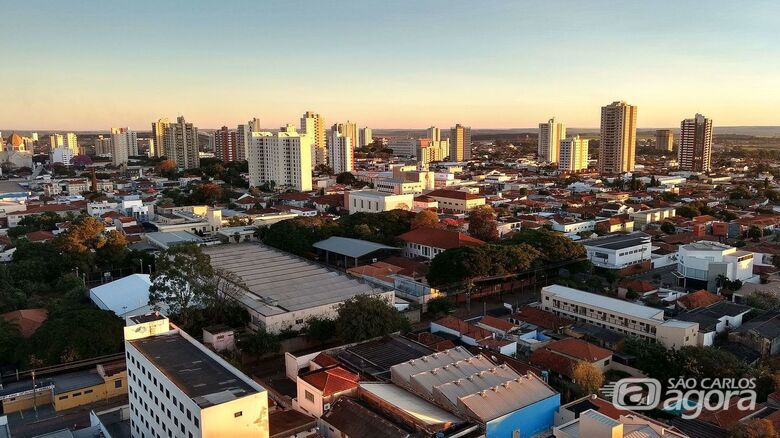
<box><xmin>630</xmin><ymin>207</ymin><xmax>676</xmax><ymax>229</ymax></box>
<box><xmin>583</xmin><ymin>232</ymin><xmax>652</xmax><ymax>273</ymax></box>
<box><xmin>541</xmin><ymin>285</ymin><xmax>698</xmax><ymax>349</ymax></box>
<box><xmin>425</xmin><ymin>189</ymin><xmax>485</xmax><ymax>213</ymax></box>
<box><xmin>676</xmin><ymin>241</ymin><xmax>757</xmax><ymax>291</ymax></box>
<box><xmin>397</xmin><ymin>227</ymin><xmax>484</xmax><ymax>260</ymax></box>
<box><xmin>346</xmin><ymin>190</ymin><xmax>414</xmax><ymax>214</ymax></box>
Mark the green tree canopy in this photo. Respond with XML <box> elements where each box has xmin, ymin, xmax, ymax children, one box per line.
<box><xmin>149</xmin><ymin>244</ymin><xmax>215</xmax><ymax>326</ymax></box>
<box><xmin>335</xmin><ymin>295</ymin><xmax>409</xmax><ymax>342</ymax></box>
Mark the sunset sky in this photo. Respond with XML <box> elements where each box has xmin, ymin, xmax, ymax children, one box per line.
<box><xmin>3</xmin><ymin>0</ymin><xmax>779</xmax><ymax>131</ymax></box>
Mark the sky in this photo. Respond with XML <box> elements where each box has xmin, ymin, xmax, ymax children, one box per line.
<box><xmin>2</xmin><ymin>0</ymin><xmax>780</xmax><ymax>131</ymax></box>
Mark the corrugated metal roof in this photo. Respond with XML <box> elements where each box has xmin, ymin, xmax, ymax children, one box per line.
<box><xmin>457</xmin><ymin>373</ymin><xmax>557</xmax><ymax>422</ymax></box>
<box><xmin>313</xmin><ymin>236</ymin><xmax>399</xmax><ymax>258</ymax></box>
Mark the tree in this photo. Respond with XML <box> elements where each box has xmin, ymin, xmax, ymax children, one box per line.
<box><xmin>660</xmin><ymin>222</ymin><xmax>676</xmax><ymax>235</ymax></box>
<box><xmin>427</xmin><ymin>244</ymin><xmax>543</xmax><ymax>287</ymax></box>
<box><xmin>96</xmin><ymin>230</ymin><xmax>129</xmax><ymax>269</ymax></box>
<box><xmin>335</xmin><ymin>172</ymin><xmax>356</xmax><ymax>185</ymax></box>
<box><xmin>191</xmin><ymin>182</ymin><xmax>222</xmax><ymax>205</ymax></box>
<box><xmin>749</xmin><ymin>226</ymin><xmax>763</xmax><ymax>241</ymax></box>
<box><xmin>314</xmin><ymin>164</ymin><xmax>333</xmax><ymax>175</ymax></box>
<box><xmin>412</xmin><ymin>210</ymin><xmax>440</xmax><ymax>229</ymax></box>
<box><xmin>335</xmin><ymin>295</ymin><xmax>409</xmax><ymax>342</ymax></box>
<box><xmin>304</xmin><ymin>316</ymin><xmax>337</xmax><ymax>343</ymax></box>
<box><xmin>746</xmin><ymin>291</ymin><xmax>780</xmax><ymax>311</ymax></box>
<box><xmin>156</xmin><ymin>159</ymin><xmax>177</xmax><ymax>177</ymax></box>
<box><xmin>676</xmin><ymin>205</ymin><xmax>701</xmax><ymax>219</ymax></box>
<box><xmin>572</xmin><ymin>362</ymin><xmax>604</xmax><ymax>395</ymax></box>
<box><xmin>467</xmin><ymin>205</ymin><xmax>499</xmax><ymax>242</ymax></box>
<box><xmin>0</xmin><ymin>318</ymin><xmax>22</xmax><ymax>365</ymax></box>
<box><xmin>425</xmin><ymin>297</ymin><xmax>455</xmax><ymax>317</ymax></box>
<box><xmin>730</xmin><ymin>419</ymin><xmax>777</xmax><ymax>438</ymax></box>
<box><xmin>506</xmin><ymin>229</ymin><xmax>586</xmax><ymax>263</ymax></box>
<box><xmin>238</xmin><ymin>328</ymin><xmax>280</xmax><ymax>356</ymax></box>
<box><xmin>149</xmin><ymin>244</ymin><xmax>215</xmax><ymax>327</ymax></box>
<box><xmin>55</xmin><ymin>216</ymin><xmax>107</xmax><ymax>254</ymax></box>
<box><xmin>262</xmin><ymin>216</ymin><xmax>340</xmax><ymax>256</ymax></box>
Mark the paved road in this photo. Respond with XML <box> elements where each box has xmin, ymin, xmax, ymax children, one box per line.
<box><xmin>7</xmin><ymin>396</ymin><xmax>128</xmax><ymax>438</ymax></box>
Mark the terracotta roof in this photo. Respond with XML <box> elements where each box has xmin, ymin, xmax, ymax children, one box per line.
<box><xmin>545</xmin><ymin>338</ymin><xmax>612</xmax><ymax>362</ymax></box>
<box><xmin>25</xmin><ymin>230</ymin><xmax>55</xmax><ymax>242</ymax></box>
<box><xmin>697</xmin><ymin>398</ymin><xmax>765</xmax><ymax>428</ymax></box>
<box><xmin>478</xmin><ymin>315</ymin><xmax>517</xmax><ymax>333</ymax></box>
<box><xmin>311</xmin><ymin>352</ymin><xmax>340</xmax><ymax>368</ymax></box>
<box><xmin>432</xmin><ymin>316</ymin><xmax>493</xmax><ymax>341</ymax></box>
<box><xmin>414</xmin><ymin>332</ymin><xmax>457</xmax><ymax>352</ymax></box>
<box><xmin>512</xmin><ymin>305</ymin><xmax>574</xmax><ymax>331</ymax></box>
<box><xmin>529</xmin><ymin>348</ymin><xmax>576</xmax><ymax>379</ymax></box>
<box><xmin>677</xmin><ymin>290</ymin><xmax>723</xmax><ymax>309</ymax></box>
<box><xmin>397</xmin><ymin>227</ymin><xmax>484</xmax><ymax>250</ymax></box>
<box><xmin>300</xmin><ymin>366</ymin><xmax>359</xmax><ymax>396</ymax></box>
<box><xmin>618</xmin><ymin>279</ymin><xmax>657</xmax><ymax>293</ymax></box>
<box><xmin>1</xmin><ymin>308</ymin><xmax>48</xmax><ymax>338</ymax></box>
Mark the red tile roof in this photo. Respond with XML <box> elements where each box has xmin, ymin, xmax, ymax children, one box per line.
<box><xmin>478</xmin><ymin>315</ymin><xmax>517</xmax><ymax>333</ymax></box>
<box><xmin>311</xmin><ymin>352</ymin><xmax>340</xmax><ymax>368</ymax></box>
<box><xmin>529</xmin><ymin>348</ymin><xmax>576</xmax><ymax>379</ymax></box>
<box><xmin>676</xmin><ymin>290</ymin><xmax>723</xmax><ymax>309</ymax></box>
<box><xmin>545</xmin><ymin>338</ymin><xmax>612</xmax><ymax>362</ymax></box>
<box><xmin>432</xmin><ymin>316</ymin><xmax>493</xmax><ymax>341</ymax></box>
<box><xmin>512</xmin><ymin>305</ymin><xmax>574</xmax><ymax>331</ymax></box>
<box><xmin>300</xmin><ymin>366</ymin><xmax>359</xmax><ymax>396</ymax></box>
<box><xmin>1</xmin><ymin>308</ymin><xmax>48</xmax><ymax>338</ymax></box>
<box><xmin>398</xmin><ymin>227</ymin><xmax>484</xmax><ymax>250</ymax></box>
<box><xmin>25</xmin><ymin>230</ymin><xmax>55</xmax><ymax>242</ymax></box>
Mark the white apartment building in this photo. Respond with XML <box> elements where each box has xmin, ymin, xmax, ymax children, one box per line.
<box><xmin>249</xmin><ymin>124</ymin><xmax>313</xmax><ymax>192</ymax></box>
<box><xmin>558</xmin><ymin>136</ymin><xmax>588</xmax><ymax>172</ymax></box>
<box><xmin>328</xmin><ymin>130</ymin><xmax>353</xmax><ymax>174</ymax></box>
<box><xmin>676</xmin><ymin>241</ymin><xmax>757</xmax><ymax>291</ymax></box>
<box><xmin>550</xmin><ymin>218</ymin><xmax>595</xmax><ymax>234</ymax></box>
<box><xmin>111</xmin><ymin>128</ymin><xmax>138</xmax><ymax>166</ymax></box>
<box><xmin>541</xmin><ymin>285</ymin><xmax>698</xmax><ymax>349</ymax></box>
<box><xmin>630</xmin><ymin>207</ymin><xmax>676</xmax><ymax>229</ymax></box>
<box><xmin>538</xmin><ymin>118</ymin><xmax>566</xmax><ymax>163</ymax></box>
<box><xmin>124</xmin><ymin>313</ymin><xmax>269</xmax><ymax>438</ymax></box>
<box><xmin>95</xmin><ymin>135</ymin><xmax>113</xmax><ymax>157</ymax></box>
<box><xmin>51</xmin><ymin>147</ymin><xmax>74</xmax><ymax>166</ymax></box>
<box><xmin>583</xmin><ymin>232</ymin><xmax>652</xmax><ymax>270</ymax></box>
<box><xmin>387</xmin><ymin>138</ymin><xmax>417</xmax><ymax>157</ymax></box>
<box><xmin>346</xmin><ymin>190</ymin><xmax>413</xmax><ymax>214</ymax></box>
<box><xmin>300</xmin><ymin>112</ymin><xmax>325</xmax><ymax>166</ymax></box>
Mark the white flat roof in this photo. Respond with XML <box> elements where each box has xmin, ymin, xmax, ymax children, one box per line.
<box><xmin>543</xmin><ymin>284</ymin><xmax>664</xmax><ymax>320</ymax></box>
<box><xmin>359</xmin><ymin>382</ymin><xmax>461</xmax><ymax>426</ymax></box>
<box><xmin>89</xmin><ymin>274</ymin><xmax>153</xmax><ymax>316</ymax></box>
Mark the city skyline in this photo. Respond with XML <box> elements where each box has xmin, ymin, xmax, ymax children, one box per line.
<box><xmin>3</xmin><ymin>1</ymin><xmax>780</xmax><ymax>130</ymax></box>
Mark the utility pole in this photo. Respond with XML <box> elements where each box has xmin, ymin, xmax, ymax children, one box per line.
<box><xmin>31</xmin><ymin>370</ymin><xmax>38</xmax><ymax>419</ymax></box>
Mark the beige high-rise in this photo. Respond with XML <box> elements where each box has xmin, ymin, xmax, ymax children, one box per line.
<box><xmin>449</xmin><ymin>124</ymin><xmax>471</xmax><ymax>161</ymax></box>
<box><xmin>599</xmin><ymin>101</ymin><xmax>637</xmax><ymax>174</ymax></box>
<box><xmin>301</xmin><ymin>111</ymin><xmax>326</xmax><ymax>166</ymax></box>
<box><xmin>559</xmin><ymin>136</ymin><xmax>589</xmax><ymax>172</ymax></box>
<box><xmin>538</xmin><ymin>117</ymin><xmax>566</xmax><ymax>163</ymax></box>
<box><xmin>163</xmin><ymin>116</ymin><xmax>199</xmax><ymax>169</ymax></box>
<box><xmin>655</xmin><ymin>129</ymin><xmax>673</xmax><ymax>151</ymax></box>
<box><xmin>679</xmin><ymin>114</ymin><xmax>713</xmax><ymax>172</ymax></box>
<box><xmin>151</xmin><ymin>118</ymin><xmax>170</xmax><ymax>158</ymax></box>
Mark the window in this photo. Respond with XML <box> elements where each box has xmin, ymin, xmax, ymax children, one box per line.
<box><xmin>234</xmin><ymin>411</ymin><xmax>243</xmax><ymax>418</ymax></box>
<box><xmin>115</xmin><ymin>380</ymin><xmax>123</xmax><ymax>388</ymax></box>
<box><xmin>194</xmin><ymin>417</ymin><xmax>199</xmax><ymax>428</ymax></box>
<box><xmin>59</xmin><ymin>395</ymin><xmax>68</xmax><ymax>400</ymax></box>
<box><xmin>84</xmin><ymin>389</ymin><xmax>93</xmax><ymax>394</ymax></box>
<box><xmin>305</xmin><ymin>390</ymin><xmax>315</xmax><ymax>403</ymax></box>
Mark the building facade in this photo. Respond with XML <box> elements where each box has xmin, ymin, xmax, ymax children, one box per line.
<box><xmin>676</xmin><ymin>241</ymin><xmax>755</xmax><ymax>291</ymax></box>
<box><xmin>558</xmin><ymin>135</ymin><xmax>588</xmax><ymax>172</ymax></box>
<box><xmin>124</xmin><ymin>313</ymin><xmax>269</xmax><ymax>438</ymax></box>
<box><xmin>248</xmin><ymin>124</ymin><xmax>312</xmax><ymax>192</ymax></box>
<box><xmin>679</xmin><ymin>113</ymin><xmax>713</xmax><ymax>172</ymax></box>
<box><xmin>164</xmin><ymin>116</ymin><xmax>199</xmax><ymax>169</ymax></box>
<box><xmin>301</xmin><ymin>112</ymin><xmax>326</xmax><ymax>166</ymax></box>
<box><xmin>328</xmin><ymin>130</ymin><xmax>353</xmax><ymax>174</ymax></box>
<box><xmin>111</xmin><ymin>127</ymin><xmax>138</xmax><ymax>166</ymax></box>
<box><xmin>655</xmin><ymin>129</ymin><xmax>673</xmax><ymax>151</ymax></box>
<box><xmin>538</xmin><ymin>118</ymin><xmax>566</xmax><ymax>163</ymax></box>
<box><xmin>599</xmin><ymin>101</ymin><xmax>637</xmax><ymax>174</ymax></box>
<box><xmin>214</xmin><ymin>126</ymin><xmax>238</xmax><ymax>162</ymax></box>
<box><xmin>449</xmin><ymin>124</ymin><xmax>471</xmax><ymax>161</ymax></box>
<box><xmin>360</xmin><ymin>127</ymin><xmax>372</xmax><ymax>147</ymax></box>
<box><xmin>151</xmin><ymin>118</ymin><xmax>170</xmax><ymax>158</ymax></box>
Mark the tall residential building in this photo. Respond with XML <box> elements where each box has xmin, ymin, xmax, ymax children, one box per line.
<box><xmin>248</xmin><ymin>124</ymin><xmax>312</xmax><ymax>191</ymax></box>
<box><xmin>64</xmin><ymin>132</ymin><xmax>78</xmax><ymax>154</ymax></box>
<box><xmin>599</xmin><ymin>101</ymin><xmax>637</xmax><ymax>174</ymax></box>
<box><xmin>449</xmin><ymin>124</ymin><xmax>471</xmax><ymax>161</ymax></box>
<box><xmin>124</xmin><ymin>313</ymin><xmax>269</xmax><ymax>438</ymax></box>
<box><xmin>164</xmin><ymin>116</ymin><xmax>199</xmax><ymax>169</ymax></box>
<box><xmin>426</xmin><ymin>126</ymin><xmax>441</xmax><ymax>142</ymax></box>
<box><xmin>334</xmin><ymin>121</ymin><xmax>357</xmax><ymax>151</ymax></box>
<box><xmin>656</xmin><ymin>129</ymin><xmax>673</xmax><ymax>151</ymax></box>
<box><xmin>301</xmin><ymin>112</ymin><xmax>326</xmax><ymax>166</ymax></box>
<box><xmin>236</xmin><ymin>118</ymin><xmax>259</xmax><ymax>162</ymax></box>
<box><xmin>538</xmin><ymin>117</ymin><xmax>566</xmax><ymax>163</ymax></box>
<box><xmin>360</xmin><ymin>127</ymin><xmax>373</xmax><ymax>147</ymax></box>
<box><xmin>151</xmin><ymin>118</ymin><xmax>170</xmax><ymax>158</ymax></box>
<box><xmin>110</xmin><ymin>127</ymin><xmax>138</xmax><ymax>166</ymax></box>
<box><xmin>679</xmin><ymin>114</ymin><xmax>713</xmax><ymax>172</ymax></box>
<box><xmin>49</xmin><ymin>133</ymin><xmax>64</xmax><ymax>149</ymax></box>
<box><xmin>329</xmin><ymin>129</ymin><xmax>353</xmax><ymax>174</ymax></box>
<box><xmin>214</xmin><ymin>126</ymin><xmax>238</xmax><ymax>162</ymax></box>
<box><xmin>559</xmin><ymin>135</ymin><xmax>589</xmax><ymax>172</ymax></box>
